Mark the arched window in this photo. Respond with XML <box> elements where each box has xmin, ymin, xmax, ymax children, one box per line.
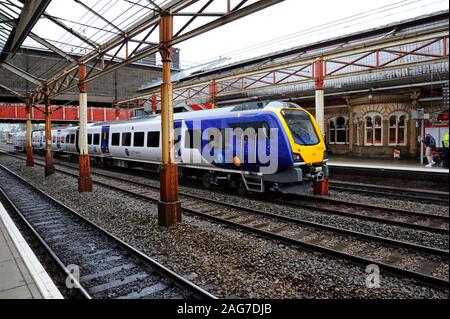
<box><xmin>388</xmin><ymin>112</ymin><xmax>407</xmax><ymax>145</ymax></box>
<box><xmin>365</xmin><ymin>112</ymin><xmax>383</xmax><ymax>146</ymax></box>
<box><xmin>328</xmin><ymin>116</ymin><xmax>349</xmax><ymax>144</ymax></box>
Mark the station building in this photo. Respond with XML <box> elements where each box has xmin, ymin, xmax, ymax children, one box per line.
<box><xmin>129</xmin><ymin>10</ymin><xmax>449</xmax><ymax>160</ymax></box>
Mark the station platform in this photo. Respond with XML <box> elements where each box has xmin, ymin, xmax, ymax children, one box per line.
<box><xmin>0</xmin><ymin>202</ymin><xmax>62</xmax><ymax>299</ymax></box>
<box><xmin>328</xmin><ymin>155</ymin><xmax>449</xmax><ymax>174</ymax></box>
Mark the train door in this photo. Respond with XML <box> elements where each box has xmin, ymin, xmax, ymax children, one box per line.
<box><xmin>39</xmin><ymin>131</ymin><xmax>43</xmax><ymax>148</ymax></box>
<box><xmin>56</xmin><ymin>130</ymin><xmax>61</xmax><ymax>150</ymax></box>
<box><xmin>180</xmin><ymin>121</ymin><xmax>205</xmax><ymax>165</ymax></box>
<box><xmin>101</xmin><ymin>126</ymin><xmax>110</xmax><ymax>154</ymax></box>
<box><xmin>75</xmin><ymin>129</ymin><xmax>80</xmax><ymax>153</ymax></box>
<box><xmin>174</xmin><ymin>121</ymin><xmax>182</xmax><ymax>162</ymax></box>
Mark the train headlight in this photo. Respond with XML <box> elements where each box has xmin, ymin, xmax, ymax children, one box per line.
<box><xmin>292</xmin><ymin>153</ymin><xmax>304</xmax><ymax>162</ymax></box>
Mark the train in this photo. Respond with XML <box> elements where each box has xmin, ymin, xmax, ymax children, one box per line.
<box><xmin>12</xmin><ymin>101</ymin><xmax>329</xmax><ymax>193</ymax></box>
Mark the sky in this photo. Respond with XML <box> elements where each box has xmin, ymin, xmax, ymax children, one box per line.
<box><xmin>11</xmin><ymin>0</ymin><xmax>450</xmax><ymax>72</ymax></box>
<box><xmin>175</xmin><ymin>0</ymin><xmax>449</xmax><ymax>68</ymax></box>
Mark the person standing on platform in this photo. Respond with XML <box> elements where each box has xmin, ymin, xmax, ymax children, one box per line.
<box><xmin>422</xmin><ymin>133</ymin><xmax>436</xmax><ymax>168</ymax></box>
<box><xmin>442</xmin><ymin>132</ymin><xmax>449</xmax><ymax>169</ymax></box>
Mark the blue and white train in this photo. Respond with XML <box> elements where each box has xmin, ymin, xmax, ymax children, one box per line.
<box><xmin>25</xmin><ymin>101</ymin><xmax>328</xmax><ymax>193</ymax></box>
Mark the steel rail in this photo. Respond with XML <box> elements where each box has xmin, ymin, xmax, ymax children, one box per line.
<box><xmin>2</xmin><ymin>154</ymin><xmax>447</xmax><ymax>290</ymax></box>
<box><xmin>329</xmin><ymin>180</ymin><xmax>449</xmax><ymax>203</ymax></box>
<box><xmin>0</xmin><ymin>163</ymin><xmax>216</xmax><ymax>299</ymax></box>
<box><xmin>1</xmin><ymin>150</ymin><xmax>448</xmax><ymax>235</ymax></box>
<box><xmin>44</xmin><ymin>163</ymin><xmax>449</xmax><ymax>291</ymax></box>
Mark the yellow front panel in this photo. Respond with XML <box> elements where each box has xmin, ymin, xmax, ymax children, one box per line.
<box><xmin>272</xmin><ymin>107</ymin><xmax>326</xmax><ymax>165</ymax></box>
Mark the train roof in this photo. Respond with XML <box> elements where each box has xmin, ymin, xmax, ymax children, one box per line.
<box><xmin>33</xmin><ymin>101</ymin><xmax>302</xmax><ymax>130</ymax></box>
<box><xmin>91</xmin><ymin>101</ymin><xmax>301</xmax><ymax>127</ymax></box>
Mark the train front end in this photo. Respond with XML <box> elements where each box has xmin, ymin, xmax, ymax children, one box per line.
<box><xmin>272</xmin><ymin>104</ymin><xmax>329</xmax><ymax>192</ymax></box>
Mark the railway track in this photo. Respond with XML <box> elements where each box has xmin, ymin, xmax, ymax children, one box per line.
<box><xmin>329</xmin><ymin>180</ymin><xmax>449</xmax><ymax>204</ymax></box>
<box><xmin>2</xmin><ymin>149</ymin><xmax>448</xmax><ymax>236</ymax></box>
<box><xmin>269</xmin><ymin>194</ymin><xmax>449</xmax><ymax>235</ymax></box>
<box><xmin>2</xmin><ymin>154</ymin><xmax>447</xmax><ymax>290</ymax></box>
<box><xmin>0</xmin><ymin>164</ymin><xmax>215</xmax><ymax>300</ymax></box>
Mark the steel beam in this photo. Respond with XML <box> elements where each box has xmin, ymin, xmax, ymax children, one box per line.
<box><xmin>0</xmin><ymin>61</ymin><xmax>43</xmax><ymax>85</ymax></box>
<box><xmin>29</xmin><ymin>32</ymin><xmax>78</xmax><ymax>63</ymax></box>
<box><xmin>0</xmin><ymin>0</ymin><xmax>51</xmax><ymax>61</ymax></box>
<box><xmin>0</xmin><ymin>83</ymin><xmax>25</xmax><ymax>99</ymax></box>
<box><xmin>33</xmin><ymin>0</ymin><xmax>283</xmax><ymax>100</ymax></box>
<box><xmin>32</xmin><ymin>0</ymin><xmax>195</xmax><ymax>97</ymax></box>
<box><xmin>172</xmin><ymin>0</ymin><xmax>284</xmax><ymax>44</ymax></box>
<box><xmin>44</xmin><ymin>14</ymin><xmax>99</xmax><ymax>48</ymax></box>
<box><xmin>73</xmin><ymin>0</ymin><xmax>123</xmax><ymax>33</ymax></box>
<box><xmin>121</xmin><ymin>27</ymin><xmax>448</xmax><ymax>106</ymax></box>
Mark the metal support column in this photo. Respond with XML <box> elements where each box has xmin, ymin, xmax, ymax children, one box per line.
<box><xmin>158</xmin><ymin>13</ymin><xmax>181</xmax><ymax>227</ymax></box>
<box><xmin>348</xmin><ymin>104</ymin><xmax>354</xmax><ymax>154</ymax></box>
<box><xmin>314</xmin><ymin>57</ymin><xmax>325</xmax><ymax>135</ymax></box>
<box><xmin>410</xmin><ymin>91</ymin><xmax>420</xmax><ymax>157</ymax></box>
<box><xmin>114</xmin><ymin>105</ymin><xmax>120</xmax><ymax>120</ymax></box>
<box><xmin>43</xmin><ymin>84</ymin><xmax>54</xmax><ymax>176</ymax></box>
<box><xmin>25</xmin><ymin>98</ymin><xmax>34</xmax><ymax>167</ymax></box>
<box><xmin>210</xmin><ymin>80</ymin><xmax>217</xmax><ymax>108</ymax></box>
<box><xmin>313</xmin><ymin>57</ymin><xmax>328</xmax><ymax>196</ymax></box>
<box><xmin>151</xmin><ymin>95</ymin><xmax>157</xmax><ymax>114</ymax></box>
<box><xmin>78</xmin><ymin>64</ymin><xmax>93</xmax><ymax>192</ymax></box>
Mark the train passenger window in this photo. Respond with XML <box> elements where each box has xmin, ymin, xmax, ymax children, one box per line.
<box><xmin>93</xmin><ymin>133</ymin><xmax>100</xmax><ymax>145</ymax></box>
<box><xmin>87</xmin><ymin>134</ymin><xmax>92</xmax><ymax>145</ymax></box>
<box><xmin>111</xmin><ymin>133</ymin><xmax>120</xmax><ymax>146</ymax></box>
<box><xmin>147</xmin><ymin>132</ymin><xmax>159</xmax><ymax>148</ymax></box>
<box><xmin>133</xmin><ymin>132</ymin><xmax>145</xmax><ymax>147</ymax></box>
<box><xmin>70</xmin><ymin>134</ymin><xmax>75</xmax><ymax>144</ymax></box>
<box><xmin>122</xmin><ymin>132</ymin><xmax>131</xmax><ymax>146</ymax></box>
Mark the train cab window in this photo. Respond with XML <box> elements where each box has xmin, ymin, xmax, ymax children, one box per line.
<box><xmin>111</xmin><ymin>133</ymin><xmax>120</xmax><ymax>146</ymax></box>
<box><xmin>93</xmin><ymin>133</ymin><xmax>100</xmax><ymax>145</ymax></box>
<box><xmin>70</xmin><ymin>134</ymin><xmax>75</xmax><ymax>144</ymax></box>
<box><xmin>87</xmin><ymin>134</ymin><xmax>92</xmax><ymax>145</ymax></box>
<box><xmin>133</xmin><ymin>132</ymin><xmax>145</xmax><ymax>147</ymax></box>
<box><xmin>147</xmin><ymin>132</ymin><xmax>160</xmax><ymax>148</ymax></box>
<box><xmin>122</xmin><ymin>132</ymin><xmax>131</xmax><ymax>146</ymax></box>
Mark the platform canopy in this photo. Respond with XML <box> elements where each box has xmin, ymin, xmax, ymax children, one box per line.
<box><xmin>0</xmin><ymin>0</ymin><xmax>284</xmax><ymax>101</ymax></box>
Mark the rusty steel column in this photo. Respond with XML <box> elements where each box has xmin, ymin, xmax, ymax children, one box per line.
<box><xmin>151</xmin><ymin>95</ymin><xmax>157</xmax><ymax>114</ymax></box>
<box><xmin>209</xmin><ymin>80</ymin><xmax>217</xmax><ymax>108</ymax></box>
<box><xmin>347</xmin><ymin>104</ymin><xmax>354</xmax><ymax>153</ymax></box>
<box><xmin>158</xmin><ymin>13</ymin><xmax>181</xmax><ymax>227</ymax></box>
<box><xmin>25</xmin><ymin>98</ymin><xmax>34</xmax><ymax>167</ymax></box>
<box><xmin>114</xmin><ymin>105</ymin><xmax>120</xmax><ymax>121</ymax></box>
<box><xmin>78</xmin><ymin>64</ymin><xmax>93</xmax><ymax>192</ymax></box>
<box><xmin>43</xmin><ymin>84</ymin><xmax>54</xmax><ymax>176</ymax></box>
<box><xmin>313</xmin><ymin>57</ymin><xmax>325</xmax><ymax>135</ymax></box>
<box><xmin>313</xmin><ymin>57</ymin><xmax>329</xmax><ymax>196</ymax></box>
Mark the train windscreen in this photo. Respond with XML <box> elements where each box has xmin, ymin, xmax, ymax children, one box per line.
<box><xmin>281</xmin><ymin>109</ymin><xmax>320</xmax><ymax>146</ymax></box>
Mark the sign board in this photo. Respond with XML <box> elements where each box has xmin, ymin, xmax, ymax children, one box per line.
<box><xmin>411</xmin><ymin>109</ymin><xmax>425</xmax><ymax>120</ymax></box>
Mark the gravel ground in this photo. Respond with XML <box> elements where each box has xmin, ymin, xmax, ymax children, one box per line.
<box><xmin>53</xmin><ymin>159</ymin><xmax>449</xmax><ymax>251</ymax></box>
<box><xmin>325</xmin><ymin>189</ymin><xmax>449</xmax><ymax>217</ymax></box>
<box><xmin>0</xmin><ymin>153</ymin><xmax>448</xmax><ymax>299</ymax></box>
